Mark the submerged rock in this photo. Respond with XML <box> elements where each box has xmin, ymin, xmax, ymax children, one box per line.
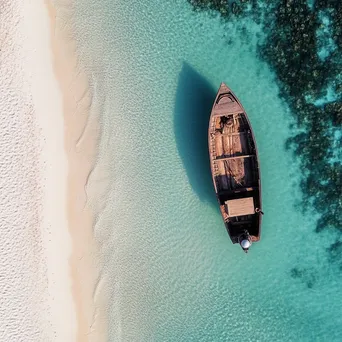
<box><xmin>325</xmin><ymin>102</ymin><xmax>342</xmax><ymax>125</ymax></box>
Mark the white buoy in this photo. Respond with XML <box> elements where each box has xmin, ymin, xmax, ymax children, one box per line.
<box><xmin>240</xmin><ymin>239</ymin><xmax>251</xmax><ymax>249</ymax></box>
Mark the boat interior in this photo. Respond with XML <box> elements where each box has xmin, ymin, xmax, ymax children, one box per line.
<box><xmin>210</xmin><ymin>112</ymin><xmax>260</xmax><ymax>241</ymax></box>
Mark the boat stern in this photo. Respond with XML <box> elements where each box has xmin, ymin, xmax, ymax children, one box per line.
<box><xmin>239</xmin><ymin>234</ymin><xmax>252</xmax><ymax>253</ymax></box>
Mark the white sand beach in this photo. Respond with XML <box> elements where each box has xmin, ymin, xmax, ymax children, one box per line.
<box><xmin>0</xmin><ymin>0</ymin><xmax>105</xmax><ymax>340</ymax></box>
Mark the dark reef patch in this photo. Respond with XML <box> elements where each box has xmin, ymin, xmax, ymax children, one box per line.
<box><xmin>327</xmin><ymin>240</ymin><xmax>342</xmax><ymax>270</ymax></box>
<box><xmin>290</xmin><ymin>267</ymin><xmax>317</xmax><ymax>289</ymax></box>
<box><xmin>187</xmin><ymin>0</ymin><xmax>342</xmax><ymax>259</ymax></box>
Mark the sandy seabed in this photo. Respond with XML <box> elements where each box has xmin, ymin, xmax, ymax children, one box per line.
<box><xmin>0</xmin><ymin>1</ymin><xmax>106</xmax><ymax>341</ymax></box>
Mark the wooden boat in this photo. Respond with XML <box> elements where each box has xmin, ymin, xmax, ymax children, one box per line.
<box><xmin>208</xmin><ymin>83</ymin><xmax>263</xmax><ymax>253</ymax></box>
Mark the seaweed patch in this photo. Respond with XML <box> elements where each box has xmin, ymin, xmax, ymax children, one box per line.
<box><xmin>290</xmin><ymin>267</ymin><xmax>317</xmax><ymax>288</ymax></box>
<box><xmin>187</xmin><ymin>0</ymin><xmax>342</xmax><ymax>258</ymax></box>
<box><xmin>327</xmin><ymin>240</ymin><xmax>342</xmax><ymax>270</ymax></box>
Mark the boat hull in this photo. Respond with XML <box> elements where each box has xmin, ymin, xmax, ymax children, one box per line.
<box><xmin>208</xmin><ymin>83</ymin><xmax>262</xmax><ymax>251</ymax></box>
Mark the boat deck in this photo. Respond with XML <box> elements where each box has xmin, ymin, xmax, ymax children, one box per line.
<box><xmin>211</xmin><ymin>113</ymin><xmax>258</xmax><ymax>193</ymax></box>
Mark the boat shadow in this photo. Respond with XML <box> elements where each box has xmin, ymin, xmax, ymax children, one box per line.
<box><xmin>173</xmin><ymin>63</ymin><xmax>217</xmax><ymax>208</ymax></box>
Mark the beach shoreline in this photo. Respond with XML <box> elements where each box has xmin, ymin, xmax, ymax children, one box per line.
<box><xmin>44</xmin><ymin>1</ymin><xmax>107</xmax><ymax>340</ymax></box>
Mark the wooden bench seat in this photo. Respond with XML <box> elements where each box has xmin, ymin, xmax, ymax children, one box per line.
<box><xmin>225</xmin><ymin>197</ymin><xmax>255</xmax><ymax>217</ymax></box>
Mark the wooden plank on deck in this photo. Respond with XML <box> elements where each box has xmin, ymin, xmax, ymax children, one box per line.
<box><xmin>226</xmin><ymin>197</ymin><xmax>255</xmax><ymax>217</ymax></box>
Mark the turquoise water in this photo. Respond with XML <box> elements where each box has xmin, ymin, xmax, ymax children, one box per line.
<box><xmin>73</xmin><ymin>1</ymin><xmax>342</xmax><ymax>341</ymax></box>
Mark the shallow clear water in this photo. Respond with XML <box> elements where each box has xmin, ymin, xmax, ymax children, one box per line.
<box><xmin>73</xmin><ymin>1</ymin><xmax>342</xmax><ymax>340</ymax></box>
